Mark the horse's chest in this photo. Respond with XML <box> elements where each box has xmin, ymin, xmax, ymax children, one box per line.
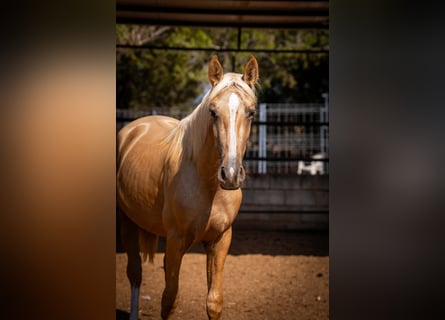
<box><xmin>168</xmin><ymin>172</ymin><xmax>242</xmax><ymax>236</ymax></box>
<box><xmin>207</xmin><ymin>210</ymin><xmax>233</xmax><ymax>234</ymax></box>
<box><xmin>206</xmin><ymin>191</ymin><xmax>242</xmax><ymax>234</ymax></box>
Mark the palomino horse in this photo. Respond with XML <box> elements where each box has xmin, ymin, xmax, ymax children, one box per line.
<box><xmin>117</xmin><ymin>55</ymin><xmax>259</xmax><ymax>320</ymax></box>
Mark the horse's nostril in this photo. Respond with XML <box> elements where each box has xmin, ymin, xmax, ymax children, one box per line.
<box><xmin>220</xmin><ymin>167</ymin><xmax>226</xmax><ymax>180</ymax></box>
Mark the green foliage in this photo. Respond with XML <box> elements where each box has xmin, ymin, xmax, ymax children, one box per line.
<box><xmin>240</xmin><ymin>29</ymin><xmax>329</xmax><ymax>102</ymax></box>
<box><xmin>116</xmin><ymin>25</ymin><xmax>328</xmax><ymax>110</ymax></box>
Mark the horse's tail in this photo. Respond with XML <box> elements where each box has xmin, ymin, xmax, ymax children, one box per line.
<box><xmin>138</xmin><ymin>229</ymin><xmax>158</xmax><ymax>264</ymax></box>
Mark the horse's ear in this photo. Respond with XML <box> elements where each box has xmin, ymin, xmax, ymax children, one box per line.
<box><xmin>208</xmin><ymin>55</ymin><xmax>224</xmax><ymax>87</ymax></box>
<box><xmin>242</xmin><ymin>56</ymin><xmax>259</xmax><ymax>87</ymax></box>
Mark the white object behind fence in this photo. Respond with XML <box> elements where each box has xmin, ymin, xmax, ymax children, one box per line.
<box><xmin>297</xmin><ymin>153</ymin><xmax>327</xmax><ymax>175</ymax></box>
<box><xmin>247</xmin><ymin>95</ymin><xmax>329</xmax><ymax>175</ymax></box>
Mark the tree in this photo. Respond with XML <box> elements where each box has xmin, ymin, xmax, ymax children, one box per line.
<box><xmin>116</xmin><ymin>25</ymin><xmax>328</xmax><ymax>110</ymax></box>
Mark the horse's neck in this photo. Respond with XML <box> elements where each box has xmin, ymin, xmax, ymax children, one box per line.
<box><xmin>196</xmin><ymin>125</ymin><xmax>219</xmax><ymax>178</ymax></box>
<box><xmin>183</xmin><ymin>106</ymin><xmax>219</xmax><ymax>183</ymax></box>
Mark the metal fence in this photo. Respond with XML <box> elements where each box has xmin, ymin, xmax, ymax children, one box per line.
<box><xmin>245</xmin><ymin>97</ymin><xmax>329</xmax><ymax>175</ymax></box>
<box><xmin>117</xmin><ymin>95</ymin><xmax>329</xmax><ymax>175</ymax></box>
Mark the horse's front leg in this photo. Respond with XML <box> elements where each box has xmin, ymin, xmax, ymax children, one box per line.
<box><xmin>120</xmin><ymin>212</ymin><xmax>142</xmax><ymax>320</ymax></box>
<box><xmin>204</xmin><ymin>227</ymin><xmax>232</xmax><ymax>320</ymax></box>
<box><xmin>161</xmin><ymin>232</ymin><xmax>190</xmax><ymax>320</ymax></box>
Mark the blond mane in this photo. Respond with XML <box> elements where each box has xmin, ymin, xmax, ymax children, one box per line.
<box><xmin>164</xmin><ymin>73</ymin><xmax>257</xmax><ymax>166</ymax></box>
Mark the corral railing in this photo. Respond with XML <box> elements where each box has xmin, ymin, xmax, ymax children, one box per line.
<box><xmin>116</xmin><ymin>96</ymin><xmax>329</xmax><ymax>176</ymax></box>
<box><xmin>245</xmin><ymin>98</ymin><xmax>329</xmax><ymax>175</ymax></box>
<box><xmin>116</xmin><ymin>107</ymin><xmax>189</xmax><ymax>132</ymax></box>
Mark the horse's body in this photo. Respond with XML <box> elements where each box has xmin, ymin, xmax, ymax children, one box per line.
<box><xmin>117</xmin><ymin>56</ymin><xmax>259</xmax><ymax>320</ymax></box>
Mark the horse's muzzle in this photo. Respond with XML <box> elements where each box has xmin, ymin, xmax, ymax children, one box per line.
<box><xmin>218</xmin><ymin>165</ymin><xmax>245</xmax><ymax>190</ymax></box>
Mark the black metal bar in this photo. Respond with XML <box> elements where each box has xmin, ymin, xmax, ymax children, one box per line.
<box><xmin>239</xmin><ymin>210</ymin><xmax>329</xmax><ymax>214</ymax></box>
<box><xmin>244</xmin><ymin>157</ymin><xmax>329</xmax><ymax>162</ymax></box>
<box><xmin>116</xmin><ymin>17</ymin><xmax>328</xmax><ymax>29</ymax></box>
<box><xmin>253</xmin><ymin>121</ymin><xmax>329</xmax><ymax>126</ymax></box>
<box><xmin>116</xmin><ymin>5</ymin><xmax>328</xmax><ymax>17</ymax></box>
<box><xmin>117</xmin><ymin>116</ymin><xmax>329</xmax><ymax>127</ymax></box>
<box><xmin>116</xmin><ymin>44</ymin><xmax>328</xmax><ymax>54</ymax></box>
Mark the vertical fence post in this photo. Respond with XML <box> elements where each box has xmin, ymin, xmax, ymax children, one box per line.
<box><xmin>258</xmin><ymin>103</ymin><xmax>267</xmax><ymax>174</ymax></box>
<box><xmin>321</xmin><ymin>93</ymin><xmax>329</xmax><ymax>174</ymax></box>
<box><xmin>320</xmin><ymin>93</ymin><xmax>329</xmax><ymax>155</ymax></box>
<box><xmin>320</xmin><ymin>93</ymin><xmax>328</xmax><ymax>153</ymax></box>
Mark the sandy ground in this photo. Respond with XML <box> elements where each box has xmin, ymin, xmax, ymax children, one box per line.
<box><xmin>116</xmin><ymin>230</ymin><xmax>329</xmax><ymax>320</ymax></box>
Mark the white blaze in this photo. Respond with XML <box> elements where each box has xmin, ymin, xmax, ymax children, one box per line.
<box><xmin>228</xmin><ymin>92</ymin><xmax>240</xmax><ymax>175</ymax></box>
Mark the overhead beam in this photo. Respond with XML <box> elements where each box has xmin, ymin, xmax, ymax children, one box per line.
<box><xmin>116</xmin><ymin>0</ymin><xmax>329</xmax><ymax>29</ymax></box>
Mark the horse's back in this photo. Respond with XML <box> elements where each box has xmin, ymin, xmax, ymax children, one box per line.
<box><xmin>117</xmin><ymin>115</ymin><xmax>178</xmax><ymax>235</ymax></box>
<box><xmin>117</xmin><ymin>115</ymin><xmax>178</xmax><ymax>163</ymax></box>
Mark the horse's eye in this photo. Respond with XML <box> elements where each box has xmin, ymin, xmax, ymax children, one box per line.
<box><xmin>210</xmin><ymin>109</ymin><xmax>218</xmax><ymax>119</ymax></box>
<box><xmin>247</xmin><ymin>110</ymin><xmax>256</xmax><ymax>119</ymax></box>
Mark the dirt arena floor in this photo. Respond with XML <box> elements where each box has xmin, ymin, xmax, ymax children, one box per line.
<box><xmin>116</xmin><ymin>229</ymin><xmax>329</xmax><ymax>320</ymax></box>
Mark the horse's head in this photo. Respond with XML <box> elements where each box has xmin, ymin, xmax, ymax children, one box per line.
<box><xmin>207</xmin><ymin>56</ymin><xmax>259</xmax><ymax>190</ymax></box>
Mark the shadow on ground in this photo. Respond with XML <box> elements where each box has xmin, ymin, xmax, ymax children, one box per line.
<box><xmin>116</xmin><ymin>309</ymin><xmax>130</xmax><ymax>320</ymax></box>
<box><xmin>116</xmin><ymin>213</ymin><xmax>328</xmax><ymax>257</ymax></box>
